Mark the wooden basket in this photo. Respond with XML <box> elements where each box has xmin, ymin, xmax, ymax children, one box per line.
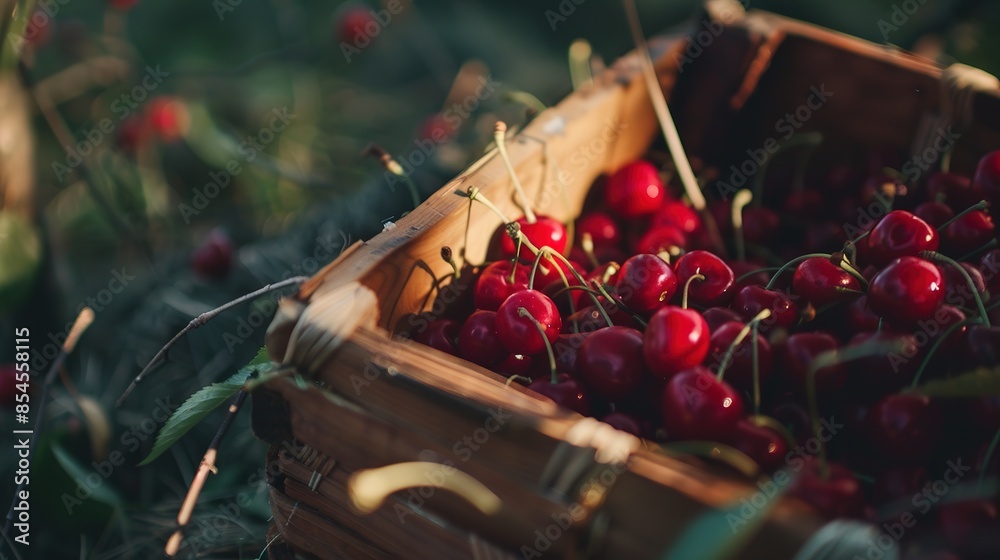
<box><xmin>254</xmin><ymin>1</ymin><xmax>1000</xmax><ymax>558</ymax></box>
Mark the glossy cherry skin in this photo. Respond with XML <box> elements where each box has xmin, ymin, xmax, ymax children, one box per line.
<box><xmin>615</xmin><ymin>254</ymin><xmax>677</xmax><ymax>316</ymax></box>
<box><xmin>869</xmin><ymin>256</ymin><xmax>945</xmax><ymax>327</ymax></box>
<box><xmin>936</xmin><ymin>261</ymin><xmax>986</xmax><ymax>305</ymax></box>
<box><xmin>474</xmin><ymin>260</ymin><xmax>529</xmax><ymax>311</ymax></box>
<box><xmin>576</xmin><ymin>211</ymin><xmax>622</xmax><ymax>248</ymax></box>
<box><xmin>497</xmin><ymin>353</ymin><xmax>533</xmax><ymax>378</ymax></box>
<box><xmin>673</xmin><ymin>250</ymin><xmax>736</xmax><ymax>307</ymax></box>
<box><xmin>550</xmin><ymin>333</ymin><xmax>588</xmax><ymax>377</ymax></box>
<box><xmin>495</xmin><ymin>291</ymin><xmax>562</xmax><ymax>355</ymax></box>
<box><xmin>644</xmin><ymin>306</ymin><xmax>711</xmax><ymax>378</ymax></box>
<box><xmin>604</xmin><ymin>160</ymin><xmax>666</xmax><ymax>219</ymax></box>
<box><xmin>652</xmin><ymin>200</ymin><xmax>702</xmax><ymax>235</ymax></box>
<box><xmin>576</xmin><ymin>327</ymin><xmax>646</xmax><ymax>400</ymax></box>
<box><xmin>866</xmin><ymin>394</ymin><xmax>941</xmax><ymax>462</ymax></box>
<box><xmin>413</xmin><ymin>319</ymin><xmax>459</xmax><ymax>356</ymax></box>
<box><xmin>705</xmin><ymin>321</ymin><xmax>773</xmax><ymax>390</ymax></box>
<box><xmin>661</xmin><ymin>367</ymin><xmax>744</xmax><ymax>440</ymax></box>
<box><xmin>972</xmin><ymin>150</ymin><xmax>1000</xmax><ymax>210</ymax></box>
<box><xmin>528</xmin><ymin>374</ymin><xmax>590</xmax><ymax>415</ymax></box>
<box><xmin>495</xmin><ymin>216</ymin><xmax>570</xmax><ymax>259</ymax></box>
<box><xmin>791</xmin><ymin>257</ymin><xmax>860</xmax><ymax>308</ymax></box>
<box><xmin>725</xmin><ymin>420</ymin><xmax>789</xmax><ymax>473</ymax></box>
<box><xmin>942</xmin><ymin>209</ymin><xmax>994</xmax><ymax>256</ymax></box>
<box><xmin>789</xmin><ymin>460</ymin><xmax>866</xmax><ymax>519</ymax></box>
<box><xmin>702</xmin><ymin>307</ymin><xmax>742</xmax><ymax>333</ymax></box>
<box><xmin>914</xmin><ymin>201</ymin><xmax>955</xmax><ymax>228</ymax></box>
<box><xmin>458</xmin><ymin>310</ymin><xmax>507</xmax><ymax>367</ymax></box>
<box><xmin>191</xmin><ymin>228</ymin><xmax>234</xmax><ymax>280</ymax></box>
<box><xmin>778</xmin><ymin>332</ymin><xmax>844</xmax><ymax>394</ymax></box>
<box><xmin>634</xmin><ymin>225</ymin><xmax>687</xmax><ymax>255</ymax></box>
<box><xmin>866</xmin><ymin>210</ymin><xmax>939</xmax><ymax>266</ymax></box>
<box><xmin>732</xmin><ymin>285</ymin><xmax>798</xmax><ymax>331</ymax></box>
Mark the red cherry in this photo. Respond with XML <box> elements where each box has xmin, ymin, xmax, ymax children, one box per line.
<box><xmin>778</xmin><ymin>332</ymin><xmax>844</xmax><ymax>394</ymax></box>
<box><xmin>936</xmin><ymin>261</ymin><xmax>986</xmax><ymax>305</ymax></box>
<box><xmin>576</xmin><ymin>212</ymin><xmax>622</xmax><ymax>248</ymax></box>
<box><xmin>705</xmin><ymin>321</ymin><xmax>773</xmax><ymax>390</ymax></box>
<box><xmin>335</xmin><ymin>4</ymin><xmax>377</xmax><ymax>46</ymax></box>
<box><xmin>417</xmin><ymin>113</ymin><xmax>457</xmax><ymax>143</ymax></box>
<box><xmin>191</xmin><ymin>228</ymin><xmax>234</xmax><ymax>280</ymax></box>
<box><xmin>741</xmin><ymin>206</ymin><xmax>781</xmax><ymax>245</ymax></box>
<box><xmin>116</xmin><ymin>116</ymin><xmax>148</xmax><ymax>155</ymax></box>
<box><xmin>972</xmin><ymin>150</ymin><xmax>1000</xmax><ymax>205</ymax></box>
<box><xmin>673</xmin><ymin>250</ymin><xmax>736</xmax><ymax>307</ymax></box>
<box><xmin>865</xmin><ymin>394</ymin><xmax>941</xmax><ymax>462</ymax></box>
<box><xmin>495</xmin><ymin>216</ymin><xmax>569</xmax><ymax>259</ymax></box>
<box><xmin>146</xmin><ymin>96</ymin><xmax>188</xmax><ymax>142</ymax></box>
<box><xmin>614</xmin><ymin>254</ymin><xmax>677</xmax><ymax>316</ymax></box>
<box><xmin>634</xmin><ymin>225</ymin><xmax>686</xmax><ymax>255</ymax></box>
<box><xmin>936</xmin><ymin>501</ymin><xmax>999</xmax><ymax>556</ymax></box>
<box><xmin>661</xmin><ymin>366</ymin><xmax>743</xmax><ymax>440</ymax></box>
<box><xmin>577</xmin><ymin>327</ymin><xmax>646</xmax><ymax>400</ymax></box>
<box><xmin>789</xmin><ymin>460</ymin><xmax>865</xmax><ymax>519</ymax></box>
<box><xmin>725</xmin><ymin>420</ymin><xmax>789</xmax><ymax>473</ymax></box>
<box><xmin>528</xmin><ymin>374</ymin><xmax>590</xmax><ymax>415</ymax></box>
<box><xmin>962</xmin><ymin>325</ymin><xmax>1000</xmax><ymax>368</ymax></box>
<box><xmin>652</xmin><ymin>200</ymin><xmax>702</xmax><ymax>235</ymax></box>
<box><xmin>942</xmin><ymin>210</ymin><xmax>994</xmax><ymax>256</ymax></box>
<box><xmin>495</xmin><ymin>291</ymin><xmax>561</xmax><ymax>355</ymax></box>
<box><xmin>791</xmin><ymin>257</ymin><xmax>860</xmax><ymax>308</ymax></box>
<box><xmin>109</xmin><ymin>0</ymin><xmax>139</xmax><ymax>10</ymax></box>
<box><xmin>474</xmin><ymin>260</ymin><xmax>529</xmax><ymax>311</ymax></box>
<box><xmin>845</xmin><ymin>295</ymin><xmax>881</xmax><ymax>333</ymax></box>
<box><xmin>979</xmin><ymin>249</ymin><xmax>1000</xmax><ymax>293</ymax></box>
<box><xmin>603</xmin><ymin>160</ymin><xmax>666</xmax><ymax>219</ymax></box>
<box><xmin>643</xmin><ymin>306</ymin><xmax>710</xmax><ymax>378</ymax></box>
<box><xmin>497</xmin><ymin>353</ymin><xmax>534</xmax><ymax>378</ymax></box>
<box><xmin>914</xmin><ymin>201</ymin><xmax>955</xmax><ymax>228</ymax></box>
<box><xmin>702</xmin><ymin>307</ymin><xmax>742</xmax><ymax>332</ymax></box>
<box><xmin>458</xmin><ymin>310</ymin><xmax>507</xmax><ymax>368</ymax></box>
<box><xmin>413</xmin><ymin>319</ymin><xmax>459</xmax><ymax>356</ymax></box>
<box><xmin>731</xmin><ymin>285</ymin><xmax>798</xmax><ymax>331</ymax></box>
<box><xmin>730</xmin><ymin>260</ymin><xmax>770</xmax><ymax>290</ymax></box>
<box><xmin>927</xmin><ymin>172</ymin><xmax>981</xmax><ymax>209</ymax></box>
<box><xmin>869</xmin><ymin>257</ymin><xmax>945</xmax><ymax>327</ymax></box>
<box><xmin>866</xmin><ymin>210</ymin><xmax>939</xmax><ymax>266</ymax></box>
<box><xmin>551</xmin><ymin>333</ymin><xmax>588</xmax><ymax>376</ymax></box>
<box><xmin>600</xmin><ymin>412</ymin><xmax>645</xmax><ymax>437</ymax></box>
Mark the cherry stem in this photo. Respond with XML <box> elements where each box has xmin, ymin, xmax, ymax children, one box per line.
<box><xmin>441</xmin><ymin>246</ymin><xmax>460</xmax><ymax>280</ymax></box>
<box><xmin>494</xmin><ymin>122</ymin><xmax>537</xmax><ymax>224</ymax></box>
<box><xmin>504</xmin><ymin>375</ymin><xmax>532</xmax><ymax>387</ymax></box>
<box><xmin>580</xmin><ymin>233</ymin><xmax>600</xmax><ymax>269</ymax></box>
<box><xmin>921</xmin><ymin>251</ymin><xmax>991</xmax><ymax>327</ymax></box>
<box><xmin>732</xmin><ymin>189</ymin><xmax>753</xmax><ymax>263</ymax></box>
<box><xmin>716</xmin><ymin>309</ymin><xmax>771</xmax><ymax>381</ymax></box>
<box><xmin>910</xmin><ymin>319</ymin><xmax>977</xmax><ymax>387</ymax></box>
<box><xmin>937</xmin><ymin>200</ymin><xmax>989</xmax><ymax>232</ymax></box>
<box><xmin>940</xmin><ymin>146</ymin><xmax>954</xmax><ymax>174</ymax></box>
<box><xmin>465</xmin><ymin>186</ymin><xmax>512</xmax><ymax>224</ymax></box>
<box><xmin>518</xmin><ymin>307</ymin><xmax>557</xmax><ymax>384</ymax></box>
<box><xmin>750</xmin><ymin>415</ymin><xmax>799</xmax><ymax>451</ymax></box>
<box><xmin>835</xmin><ymin>255</ymin><xmax>869</xmax><ymax>289</ymax></box>
<box><xmin>735</xmin><ymin>267</ymin><xmax>781</xmax><ymax>283</ymax></box>
<box><xmin>751</xmin><ymin>321</ymin><xmax>761</xmax><ymax>417</ymax></box>
<box><xmin>509</xmin><ymin>237</ymin><xmax>523</xmax><ymax>284</ymax></box>
<box><xmin>568</xmin><ymin>39</ymin><xmax>593</xmax><ymax>90</ymax></box>
<box><xmin>978</xmin><ymin>425</ymin><xmax>1000</xmax><ymax>492</ymax></box>
<box><xmin>681</xmin><ymin>272</ymin><xmax>706</xmax><ymax>310</ymax></box>
<box><xmin>958</xmin><ymin>238</ymin><xmax>998</xmax><ymax>263</ymax></box>
<box><xmin>589</xmin><ymin>279</ymin><xmax>646</xmax><ymax>327</ymax></box>
<box><xmin>764</xmin><ymin>253</ymin><xmax>830</xmax><ymax>290</ymax></box>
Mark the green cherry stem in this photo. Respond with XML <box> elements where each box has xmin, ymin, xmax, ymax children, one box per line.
<box><xmin>978</xmin><ymin>425</ymin><xmax>1000</xmax><ymax>492</ymax></box>
<box><xmin>716</xmin><ymin>309</ymin><xmax>771</xmax><ymax>382</ymax></box>
<box><xmin>920</xmin><ymin>250</ymin><xmax>991</xmax><ymax>327</ymax></box>
<box><xmin>936</xmin><ymin>200</ymin><xmax>989</xmax><ymax>232</ymax></box>
<box><xmin>441</xmin><ymin>246</ymin><xmax>460</xmax><ymax>280</ymax></box>
<box><xmin>518</xmin><ymin>307</ymin><xmax>558</xmax><ymax>384</ymax></box>
<box><xmin>580</xmin><ymin>233</ymin><xmax>600</xmax><ymax>269</ymax></box>
<box><xmin>681</xmin><ymin>272</ymin><xmax>706</xmax><ymax>310</ymax></box>
<box><xmin>732</xmin><ymin>189</ymin><xmax>753</xmax><ymax>263</ymax></box>
<box><xmin>910</xmin><ymin>319</ymin><xmax>978</xmax><ymax>388</ymax></box>
<box><xmin>736</xmin><ymin>267</ymin><xmax>781</xmax><ymax>284</ymax></box>
<box><xmin>465</xmin><ymin>186</ymin><xmax>513</xmax><ymax>224</ymax></box>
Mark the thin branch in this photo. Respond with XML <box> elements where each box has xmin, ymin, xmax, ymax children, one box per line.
<box><xmin>116</xmin><ymin>276</ymin><xmax>308</xmax><ymax>408</ymax></box>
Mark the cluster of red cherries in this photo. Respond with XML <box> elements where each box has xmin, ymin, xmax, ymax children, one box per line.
<box><xmin>410</xmin><ymin>146</ymin><xmax>1000</xmax><ymax>558</ymax></box>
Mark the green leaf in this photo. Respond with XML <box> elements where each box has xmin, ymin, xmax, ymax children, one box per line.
<box><xmin>659</xmin><ymin>470</ymin><xmax>791</xmax><ymax>560</ymax></box>
<box><xmin>0</xmin><ymin>211</ymin><xmax>42</xmax><ymax>313</ymax></box>
<box><xmin>137</xmin><ymin>363</ymin><xmax>263</xmax><ymax>466</ymax></box>
<box><xmin>51</xmin><ymin>442</ymin><xmax>123</xmax><ymax>508</ymax></box>
<box><xmin>249</xmin><ymin>346</ymin><xmax>270</xmax><ymax>367</ymax></box>
<box><xmin>908</xmin><ymin>365</ymin><xmax>1000</xmax><ymax>397</ymax></box>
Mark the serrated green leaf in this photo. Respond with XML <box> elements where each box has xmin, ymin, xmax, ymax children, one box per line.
<box><xmin>249</xmin><ymin>346</ymin><xmax>270</xmax><ymax>367</ymax></box>
<box><xmin>137</xmin><ymin>365</ymin><xmax>261</xmax><ymax>466</ymax></box>
<box><xmin>908</xmin><ymin>365</ymin><xmax>1000</xmax><ymax>397</ymax></box>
